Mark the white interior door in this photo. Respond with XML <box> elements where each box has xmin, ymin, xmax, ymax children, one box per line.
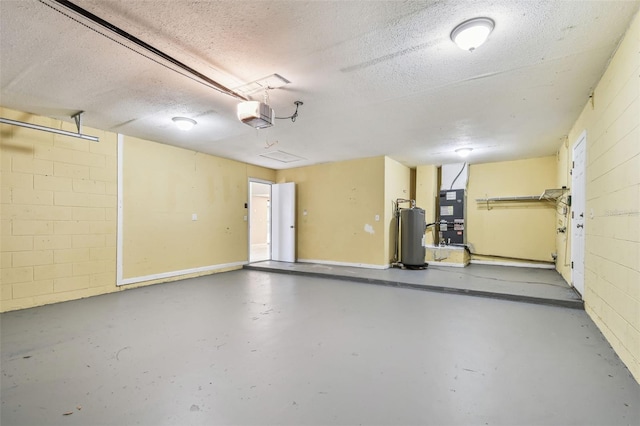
<box><xmin>272</xmin><ymin>182</ymin><xmax>296</xmax><ymax>262</ymax></box>
<box><xmin>571</xmin><ymin>132</ymin><xmax>586</xmax><ymax>296</ymax></box>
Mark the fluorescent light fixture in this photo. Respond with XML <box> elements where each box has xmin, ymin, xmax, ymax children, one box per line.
<box><xmin>456</xmin><ymin>147</ymin><xmax>473</xmax><ymax>157</ymax></box>
<box><xmin>451</xmin><ymin>17</ymin><xmax>494</xmax><ymax>52</ymax></box>
<box><xmin>172</xmin><ymin>117</ymin><xmax>197</xmax><ymax>131</ymax></box>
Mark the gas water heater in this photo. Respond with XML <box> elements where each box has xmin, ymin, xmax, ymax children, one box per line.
<box><xmin>400</xmin><ymin>207</ymin><xmax>426</xmax><ymax>267</ymax></box>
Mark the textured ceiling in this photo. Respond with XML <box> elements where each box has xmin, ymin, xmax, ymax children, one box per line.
<box><xmin>1</xmin><ymin>0</ymin><xmax>638</xmax><ymax>169</ymax></box>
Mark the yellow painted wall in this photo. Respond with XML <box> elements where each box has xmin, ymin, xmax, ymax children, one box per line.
<box><xmin>246</xmin><ymin>164</ymin><xmax>276</xmax><ymax>183</ymax></box>
<box><xmin>415</xmin><ymin>165</ymin><xmax>438</xmax><ymax>246</ymax></box>
<box><xmin>1</xmin><ymin>108</ymin><xmax>117</xmax><ymax>311</ymax></box>
<box><xmin>384</xmin><ymin>157</ymin><xmax>412</xmax><ymax>263</ymax></box>
<box><xmin>0</xmin><ymin>108</ymin><xmax>276</xmax><ymax>312</ymax></box>
<box><xmin>276</xmin><ymin>156</ymin><xmax>387</xmax><ymax>266</ymax></box>
<box><xmin>122</xmin><ymin>136</ymin><xmax>276</xmax><ymax>278</ymax></box>
<box><xmin>557</xmin><ymin>12</ymin><xmax>640</xmax><ymax>381</ymax></box>
<box><xmin>467</xmin><ymin>157</ymin><xmax>558</xmax><ymax>262</ymax></box>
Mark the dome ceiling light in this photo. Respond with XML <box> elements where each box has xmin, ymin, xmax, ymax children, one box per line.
<box><xmin>172</xmin><ymin>117</ymin><xmax>197</xmax><ymax>131</ymax></box>
<box><xmin>450</xmin><ymin>17</ymin><xmax>495</xmax><ymax>52</ymax></box>
<box><xmin>456</xmin><ymin>147</ymin><xmax>473</xmax><ymax>158</ymax></box>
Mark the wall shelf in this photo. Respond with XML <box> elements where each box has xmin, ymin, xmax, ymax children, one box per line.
<box><xmin>476</xmin><ymin>188</ymin><xmax>570</xmax><ymax>209</ymax></box>
<box><xmin>475</xmin><ymin>195</ymin><xmax>540</xmax><ymax>202</ymax></box>
<box><xmin>539</xmin><ymin>188</ymin><xmax>570</xmax><ymax>202</ymax></box>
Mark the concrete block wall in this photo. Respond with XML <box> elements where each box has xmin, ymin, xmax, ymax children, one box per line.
<box><xmin>1</xmin><ymin>108</ymin><xmax>118</xmax><ymax>311</ymax></box>
<box><xmin>120</xmin><ymin>135</ymin><xmax>272</xmax><ymax>281</ymax></box>
<box><xmin>467</xmin><ymin>157</ymin><xmax>558</xmax><ymax>263</ymax></box>
<box><xmin>558</xmin><ymin>12</ymin><xmax>640</xmax><ymax>382</ymax></box>
<box><xmin>582</xmin><ymin>13</ymin><xmax>640</xmax><ymax>382</ymax></box>
<box><xmin>276</xmin><ymin>156</ymin><xmax>389</xmax><ymax>267</ymax></box>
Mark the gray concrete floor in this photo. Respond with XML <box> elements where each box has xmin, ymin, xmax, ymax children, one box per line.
<box><xmin>245</xmin><ymin>261</ymin><xmax>583</xmax><ymax>309</ymax></box>
<box><xmin>1</xmin><ymin>269</ymin><xmax>639</xmax><ymax>425</ymax></box>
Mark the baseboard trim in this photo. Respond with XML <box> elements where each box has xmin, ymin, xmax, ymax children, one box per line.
<box><xmin>470</xmin><ymin>260</ymin><xmax>555</xmax><ymax>269</ymax></box>
<box><xmin>118</xmin><ymin>261</ymin><xmax>247</xmax><ymax>286</ymax></box>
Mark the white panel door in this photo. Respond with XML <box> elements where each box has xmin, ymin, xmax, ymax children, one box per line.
<box><xmin>271</xmin><ymin>182</ymin><xmax>296</xmax><ymax>262</ymax></box>
<box><xmin>571</xmin><ymin>133</ymin><xmax>586</xmax><ymax>296</ymax></box>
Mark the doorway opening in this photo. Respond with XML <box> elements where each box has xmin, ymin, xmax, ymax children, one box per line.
<box><xmin>249</xmin><ymin>181</ymin><xmax>272</xmax><ymax>262</ymax></box>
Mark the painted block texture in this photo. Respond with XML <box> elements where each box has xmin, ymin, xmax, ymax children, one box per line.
<box><xmin>557</xmin><ymin>13</ymin><xmax>640</xmax><ymax>382</ymax></box>
<box><xmin>1</xmin><ymin>108</ymin><xmax>118</xmax><ymax>311</ymax></box>
<box><xmin>275</xmin><ymin>157</ymin><xmax>389</xmax><ymax>266</ymax></box>
<box><xmin>467</xmin><ymin>156</ymin><xmax>558</xmax><ymax>263</ymax></box>
<box><xmin>121</xmin><ymin>136</ymin><xmax>275</xmax><ymax>279</ymax></box>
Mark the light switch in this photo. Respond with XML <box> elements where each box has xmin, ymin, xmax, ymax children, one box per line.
<box><xmin>375</xmin><ymin>214</ymin><xmax>380</xmax><ymax>222</ymax></box>
<box><xmin>192</xmin><ymin>213</ymin><xmax>198</xmax><ymax>221</ymax></box>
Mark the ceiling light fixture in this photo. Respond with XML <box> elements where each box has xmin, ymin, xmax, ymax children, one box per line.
<box><xmin>172</xmin><ymin>117</ymin><xmax>197</xmax><ymax>131</ymax></box>
<box><xmin>451</xmin><ymin>17</ymin><xmax>495</xmax><ymax>52</ymax></box>
<box><xmin>456</xmin><ymin>147</ymin><xmax>473</xmax><ymax>158</ymax></box>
